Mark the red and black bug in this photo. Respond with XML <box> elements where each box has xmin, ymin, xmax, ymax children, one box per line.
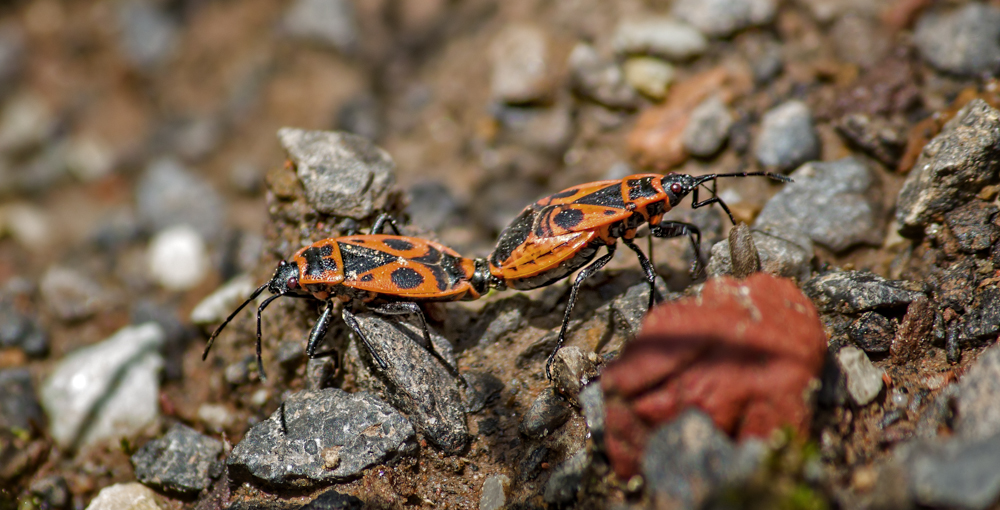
<box><xmin>203</xmin><ymin>215</ymin><xmax>500</xmax><ymax>380</ymax></box>
<box><xmin>488</xmin><ymin>171</ymin><xmax>791</xmax><ymax>378</ymax></box>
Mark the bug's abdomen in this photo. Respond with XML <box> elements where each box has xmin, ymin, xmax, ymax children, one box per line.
<box><xmin>337</xmin><ymin>235</ymin><xmax>480</xmax><ymax>301</ymax></box>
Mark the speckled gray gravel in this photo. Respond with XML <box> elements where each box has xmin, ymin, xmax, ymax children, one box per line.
<box><xmin>227</xmin><ymin>388</ymin><xmax>416</xmax><ymax>488</ymax></box>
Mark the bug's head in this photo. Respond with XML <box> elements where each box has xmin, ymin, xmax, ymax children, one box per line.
<box><xmin>661</xmin><ymin>170</ymin><xmax>792</xmax><ymax>223</ymax></box>
<box><xmin>660</xmin><ymin>173</ymin><xmax>700</xmax><ymax>207</ymax></box>
<box><xmin>201</xmin><ymin>259</ymin><xmax>307</xmax><ymax>382</ymax></box>
<box><xmin>267</xmin><ymin>260</ymin><xmax>307</xmax><ymax>296</ymax></box>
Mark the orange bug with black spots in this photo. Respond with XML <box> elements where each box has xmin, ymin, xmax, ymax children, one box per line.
<box><xmin>488</xmin><ymin>171</ymin><xmax>791</xmax><ymax>378</ymax></box>
<box><xmin>203</xmin><ymin>215</ymin><xmax>501</xmax><ymax>380</ymax></box>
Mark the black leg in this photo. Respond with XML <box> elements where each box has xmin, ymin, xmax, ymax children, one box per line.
<box><xmin>306</xmin><ymin>300</ymin><xmax>336</xmax><ymax>358</ymax></box>
<box><xmin>368</xmin><ymin>301</ymin><xmax>464</xmax><ymax>382</ymax></box>
<box><xmin>253</xmin><ymin>293</ymin><xmax>283</xmax><ymax>381</ymax></box>
<box><xmin>651</xmin><ymin>220</ymin><xmax>705</xmax><ymax>278</ymax></box>
<box><xmin>341</xmin><ymin>307</ymin><xmax>389</xmax><ymax>369</ymax></box>
<box><xmin>547</xmin><ymin>243</ymin><xmax>617</xmax><ymax>380</ymax></box>
<box><xmin>371</xmin><ymin>213</ymin><xmax>403</xmax><ymax>235</ymax></box>
<box><xmin>690</xmin><ymin>180</ymin><xmax>736</xmax><ymax>225</ymax></box>
<box><xmin>622</xmin><ymin>237</ymin><xmax>661</xmax><ymax>310</ymax></box>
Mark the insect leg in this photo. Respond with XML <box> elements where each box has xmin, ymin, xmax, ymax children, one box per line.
<box><xmin>369</xmin><ymin>301</ymin><xmax>464</xmax><ymax>382</ymax></box>
<box><xmin>306</xmin><ymin>300</ymin><xmax>336</xmax><ymax>358</ymax></box>
<box><xmin>547</xmin><ymin>243</ymin><xmax>618</xmax><ymax>380</ymax></box>
<box><xmin>691</xmin><ymin>191</ymin><xmax>736</xmax><ymax>224</ymax></box>
<box><xmin>341</xmin><ymin>306</ymin><xmax>389</xmax><ymax>369</ymax></box>
<box><xmin>371</xmin><ymin>213</ymin><xmax>403</xmax><ymax>235</ymax></box>
<box><xmin>651</xmin><ymin>221</ymin><xmax>705</xmax><ymax>278</ymax></box>
<box><xmin>622</xmin><ymin>237</ymin><xmax>662</xmax><ymax>310</ymax></box>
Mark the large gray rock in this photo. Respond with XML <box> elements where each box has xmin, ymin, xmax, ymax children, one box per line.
<box><xmin>956</xmin><ymin>345</ymin><xmax>1000</xmax><ymax>441</ymax></box>
<box><xmin>131</xmin><ymin>423</ymin><xmax>223</xmax><ymax>495</ymax></box>
<box><xmin>900</xmin><ymin>432</ymin><xmax>1000</xmax><ymax>510</ymax></box>
<box><xmin>801</xmin><ymin>271</ymin><xmax>925</xmax><ymax>314</ymax></box>
<box><xmin>228</xmin><ymin>388</ymin><xmax>416</xmax><ymax>488</ymax></box>
<box><xmin>914</xmin><ymin>3</ymin><xmax>1000</xmax><ymax>77</ymax></box>
<box><xmin>41</xmin><ymin>323</ymin><xmax>165</xmax><ymax>449</ymax></box>
<box><xmin>642</xmin><ymin>409</ymin><xmax>765</xmax><ymax>509</ymax></box>
<box><xmin>278</xmin><ymin>128</ymin><xmax>396</xmax><ymax>219</ymax></box>
<box><xmin>756</xmin><ymin>157</ymin><xmax>884</xmax><ymax>252</ymax></box>
<box><xmin>896</xmin><ymin>100</ymin><xmax>1000</xmax><ymax>235</ymax></box>
<box><xmin>754</xmin><ymin>101</ymin><xmax>819</xmax><ymax>173</ymax></box>
<box><xmin>347</xmin><ymin>312</ymin><xmax>469</xmax><ymax>454</ymax></box>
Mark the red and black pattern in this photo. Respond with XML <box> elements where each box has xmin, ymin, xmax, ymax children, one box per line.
<box><xmin>487</xmin><ymin>171</ymin><xmax>791</xmax><ymax>379</ymax></box>
<box><xmin>203</xmin><ymin>215</ymin><xmax>499</xmax><ymax>381</ymax></box>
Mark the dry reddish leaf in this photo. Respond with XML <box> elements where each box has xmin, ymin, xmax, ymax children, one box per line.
<box><xmin>602</xmin><ymin>273</ymin><xmax>827</xmax><ymax>479</ymax></box>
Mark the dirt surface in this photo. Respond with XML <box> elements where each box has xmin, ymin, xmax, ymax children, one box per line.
<box><xmin>4</xmin><ymin>0</ymin><xmax>1000</xmax><ymax>509</ymax></box>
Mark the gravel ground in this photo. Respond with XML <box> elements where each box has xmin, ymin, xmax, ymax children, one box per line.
<box><xmin>4</xmin><ymin>1</ymin><xmax>1000</xmax><ymax>509</ymax></box>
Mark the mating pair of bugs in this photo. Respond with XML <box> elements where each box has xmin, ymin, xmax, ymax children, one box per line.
<box><xmin>203</xmin><ymin>170</ymin><xmax>789</xmax><ymax>381</ymax></box>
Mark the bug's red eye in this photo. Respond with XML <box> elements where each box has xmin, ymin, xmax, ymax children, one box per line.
<box><xmin>670</xmin><ymin>183</ymin><xmax>683</xmax><ymax>194</ymax></box>
<box><xmin>287</xmin><ymin>277</ymin><xmax>299</xmax><ymax>289</ymax></box>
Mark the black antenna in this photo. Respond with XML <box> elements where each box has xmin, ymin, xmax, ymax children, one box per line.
<box><xmin>202</xmin><ymin>283</ymin><xmax>268</xmax><ymax>361</ymax></box>
<box><xmin>693</xmin><ymin>171</ymin><xmax>792</xmax><ymax>186</ymax></box>
<box><xmin>689</xmin><ymin>171</ymin><xmax>792</xmax><ymax>224</ymax></box>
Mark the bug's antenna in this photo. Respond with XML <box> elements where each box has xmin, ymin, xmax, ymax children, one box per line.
<box><xmin>202</xmin><ymin>283</ymin><xmax>268</xmax><ymax>360</ymax></box>
<box><xmin>693</xmin><ymin>171</ymin><xmax>792</xmax><ymax>187</ymax></box>
<box><xmin>688</xmin><ymin>171</ymin><xmax>792</xmax><ymax>225</ymax></box>
<box><xmin>254</xmin><ymin>293</ymin><xmax>285</xmax><ymax>381</ymax></box>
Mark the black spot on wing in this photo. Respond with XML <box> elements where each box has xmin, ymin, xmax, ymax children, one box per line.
<box><xmin>553</xmin><ymin>207</ymin><xmax>585</xmax><ymax>229</ymax></box>
<box><xmin>340</xmin><ymin>243</ymin><xmax>396</xmax><ymax>276</ymax></box>
<box><xmin>573</xmin><ymin>183</ymin><xmax>628</xmax><ymax>208</ymax></box>
<box><xmin>382</xmin><ymin>238</ymin><xmax>414</xmax><ymax>251</ymax></box>
<box><xmin>411</xmin><ymin>245</ymin><xmax>444</xmax><ymax>265</ymax></box>
<box><xmin>391</xmin><ymin>267</ymin><xmax>424</xmax><ymax>289</ymax></box>
<box><xmin>626</xmin><ymin>177</ymin><xmax>659</xmax><ymax>201</ymax></box>
<box><xmin>490</xmin><ymin>207</ymin><xmax>536</xmax><ymax>266</ymax></box>
<box><xmin>360</xmin><ymin>273</ymin><xmax>374</xmax><ymax>282</ymax></box>
<box><xmin>319</xmin><ymin>244</ymin><xmax>334</xmax><ymax>256</ymax></box>
<box><xmin>301</xmin><ymin>246</ymin><xmax>339</xmax><ymax>279</ymax></box>
<box><xmin>414</xmin><ymin>247</ymin><xmax>458</xmax><ymax>292</ymax></box>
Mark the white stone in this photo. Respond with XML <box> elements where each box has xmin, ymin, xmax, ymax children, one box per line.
<box><xmin>86</xmin><ymin>482</ymin><xmax>162</xmax><ymax>510</ymax></box>
<box><xmin>612</xmin><ymin>17</ymin><xmax>708</xmax><ymax>60</ymax></box>
<box><xmin>41</xmin><ymin>323</ymin><xmax>165</xmax><ymax>449</ymax></box>
<box><xmin>148</xmin><ymin>225</ymin><xmax>208</xmax><ymax>291</ymax></box>
<box><xmin>480</xmin><ymin>474</ymin><xmax>511</xmax><ymax>510</ymax></box>
<box><xmin>836</xmin><ymin>346</ymin><xmax>884</xmax><ymax>406</ymax></box>
<box><xmin>66</xmin><ymin>136</ymin><xmax>115</xmax><ymax>181</ymax></box>
<box><xmin>197</xmin><ymin>403</ymin><xmax>235</xmax><ymax>430</ymax></box>
<box><xmin>0</xmin><ymin>203</ymin><xmax>51</xmax><ymax>250</ymax></box>
<box><xmin>623</xmin><ymin>57</ymin><xmax>675</xmax><ymax>100</ymax></box>
<box><xmin>190</xmin><ymin>274</ymin><xmax>257</xmax><ymax>325</ymax></box>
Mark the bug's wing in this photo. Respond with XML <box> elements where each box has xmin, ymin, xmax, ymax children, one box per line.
<box><xmin>533</xmin><ymin>203</ymin><xmax>633</xmax><ymax>237</ymax></box>
<box><xmin>493</xmin><ymin>230</ymin><xmax>597</xmax><ymax>280</ymax></box>
<box><xmin>341</xmin><ymin>236</ymin><xmax>475</xmax><ymax>300</ymax></box>
<box><xmin>535</xmin><ymin>179</ymin><xmax>626</xmax><ymax>207</ymax></box>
